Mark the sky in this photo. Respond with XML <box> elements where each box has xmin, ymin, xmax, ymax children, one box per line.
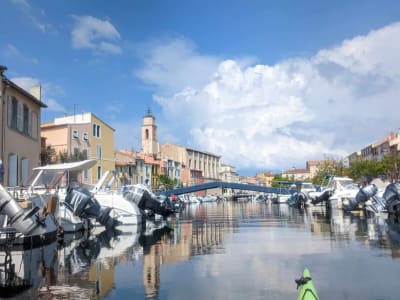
<box><xmin>1</xmin><ymin>0</ymin><xmax>400</xmax><ymax>175</ymax></box>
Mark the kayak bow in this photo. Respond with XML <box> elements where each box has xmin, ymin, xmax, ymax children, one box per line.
<box><xmin>295</xmin><ymin>268</ymin><xmax>319</xmax><ymax>300</ymax></box>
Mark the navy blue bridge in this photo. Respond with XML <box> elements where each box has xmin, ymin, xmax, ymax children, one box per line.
<box><xmin>155</xmin><ymin>181</ymin><xmax>296</xmax><ymax>197</ymax></box>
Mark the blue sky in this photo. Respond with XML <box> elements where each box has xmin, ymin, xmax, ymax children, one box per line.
<box><xmin>1</xmin><ymin>0</ymin><xmax>400</xmax><ymax>175</ymax></box>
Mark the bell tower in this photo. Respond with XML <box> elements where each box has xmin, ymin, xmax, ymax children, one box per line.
<box><xmin>141</xmin><ymin>108</ymin><xmax>160</xmax><ymax>157</ymax></box>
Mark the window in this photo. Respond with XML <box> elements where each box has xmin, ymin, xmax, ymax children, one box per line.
<box><xmin>8</xmin><ymin>96</ymin><xmax>18</xmax><ymax>129</ymax></box>
<box><xmin>83</xmin><ymin>169</ymin><xmax>88</xmax><ymax>180</ymax></box>
<box><xmin>92</xmin><ymin>124</ymin><xmax>101</xmax><ymax>137</ymax></box>
<box><xmin>72</xmin><ymin>130</ymin><xmax>79</xmax><ymax>139</ymax></box>
<box><xmin>23</xmin><ymin>105</ymin><xmax>29</xmax><ymax>135</ymax></box>
<box><xmin>82</xmin><ymin>149</ymin><xmax>88</xmax><ymax>160</ymax></box>
<box><xmin>31</xmin><ymin>111</ymin><xmax>38</xmax><ymax>139</ymax></box>
<box><xmin>21</xmin><ymin>158</ymin><xmax>29</xmax><ymax>184</ymax></box>
<box><xmin>96</xmin><ymin>144</ymin><xmax>102</xmax><ymax>159</ymax></box>
<box><xmin>97</xmin><ymin>166</ymin><xmax>102</xmax><ymax>180</ymax></box>
<box><xmin>8</xmin><ymin>154</ymin><xmax>18</xmax><ymax>187</ymax></box>
<box><xmin>83</xmin><ymin>132</ymin><xmax>89</xmax><ymax>141</ymax></box>
<box><xmin>8</xmin><ymin>96</ymin><xmax>38</xmax><ymax>139</ymax></box>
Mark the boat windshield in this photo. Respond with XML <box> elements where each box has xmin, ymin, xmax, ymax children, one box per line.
<box><xmin>24</xmin><ymin>169</ymin><xmax>66</xmax><ymax>190</ymax></box>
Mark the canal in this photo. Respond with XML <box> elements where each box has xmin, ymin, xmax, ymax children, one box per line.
<box><xmin>2</xmin><ymin>200</ymin><xmax>400</xmax><ymax>299</ymax></box>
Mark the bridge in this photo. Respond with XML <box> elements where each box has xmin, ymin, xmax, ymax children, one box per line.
<box><xmin>155</xmin><ymin>181</ymin><xmax>296</xmax><ymax>197</ymax></box>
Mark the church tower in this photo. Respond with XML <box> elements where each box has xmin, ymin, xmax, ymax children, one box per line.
<box><xmin>141</xmin><ymin>108</ymin><xmax>160</xmax><ymax>157</ymax></box>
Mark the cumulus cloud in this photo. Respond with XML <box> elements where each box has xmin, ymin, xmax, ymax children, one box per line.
<box><xmin>71</xmin><ymin>15</ymin><xmax>121</xmax><ymax>55</ymax></box>
<box><xmin>11</xmin><ymin>77</ymin><xmax>66</xmax><ymax>113</ymax></box>
<box><xmin>138</xmin><ymin>23</ymin><xmax>400</xmax><ymax>171</ymax></box>
<box><xmin>135</xmin><ymin>37</ymin><xmax>221</xmax><ymax>93</ymax></box>
<box><xmin>11</xmin><ymin>0</ymin><xmax>52</xmax><ymax>32</ymax></box>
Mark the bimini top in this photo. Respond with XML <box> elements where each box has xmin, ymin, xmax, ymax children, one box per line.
<box><xmin>33</xmin><ymin>159</ymin><xmax>97</xmax><ymax>172</ymax></box>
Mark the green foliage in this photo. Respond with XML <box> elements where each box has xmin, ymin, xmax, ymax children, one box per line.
<box><xmin>158</xmin><ymin>174</ymin><xmax>178</xmax><ymax>190</ymax></box>
<box><xmin>57</xmin><ymin>149</ymin><xmax>88</xmax><ymax>163</ymax></box>
<box><xmin>347</xmin><ymin>156</ymin><xmax>400</xmax><ymax>183</ymax></box>
<box><xmin>40</xmin><ymin>145</ymin><xmax>56</xmax><ymax>165</ymax></box>
<box><xmin>271</xmin><ymin>174</ymin><xmax>289</xmax><ymax>187</ymax></box>
<box><xmin>312</xmin><ymin>158</ymin><xmax>347</xmax><ymax>186</ymax></box>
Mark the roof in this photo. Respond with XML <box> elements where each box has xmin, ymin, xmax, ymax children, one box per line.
<box><xmin>3</xmin><ymin>78</ymin><xmax>47</xmax><ymax>108</ymax></box>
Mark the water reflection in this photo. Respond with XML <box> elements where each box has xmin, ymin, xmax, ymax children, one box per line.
<box><xmin>2</xmin><ymin>202</ymin><xmax>400</xmax><ymax>299</ymax></box>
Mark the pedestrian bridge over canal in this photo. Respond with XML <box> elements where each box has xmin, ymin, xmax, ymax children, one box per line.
<box><xmin>155</xmin><ymin>181</ymin><xmax>296</xmax><ymax>198</ymax></box>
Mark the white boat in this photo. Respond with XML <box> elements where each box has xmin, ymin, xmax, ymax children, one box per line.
<box><xmin>22</xmin><ymin>159</ymin><xmax>118</xmax><ymax>233</ymax></box>
<box><xmin>201</xmin><ymin>195</ymin><xmax>218</xmax><ymax>202</ymax></box>
<box><xmin>87</xmin><ymin>171</ymin><xmax>145</xmax><ymax>227</ymax></box>
<box><xmin>0</xmin><ymin>184</ymin><xmax>58</xmax><ymax>246</ymax></box>
<box><xmin>309</xmin><ymin>176</ymin><xmax>359</xmax><ymax>209</ymax></box>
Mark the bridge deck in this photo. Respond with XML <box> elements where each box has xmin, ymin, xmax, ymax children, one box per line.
<box><xmin>156</xmin><ymin>181</ymin><xmax>296</xmax><ymax>197</ymax></box>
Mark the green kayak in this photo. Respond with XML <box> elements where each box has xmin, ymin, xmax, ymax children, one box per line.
<box><xmin>295</xmin><ymin>268</ymin><xmax>319</xmax><ymax>300</ymax></box>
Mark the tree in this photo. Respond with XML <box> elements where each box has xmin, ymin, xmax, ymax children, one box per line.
<box><xmin>158</xmin><ymin>174</ymin><xmax>178</xmax><ymax>190</ymax></box>
<box><xmin>57</xmin><ymin>149</ymin><xmax>88</xmax><ymax>163</ymax></box>
<box><xmin>271</xmin><ymin>174</ymin><xmax>288</xmax><ymax>188</ymax></box>
<box><xmin>347</xmin><ymin>156</ymin><xmax>400</xmax><ymax>183</ymax></box>
<box><xmin>40</xmin><ymin>145</ymin><xmax>56</xmax><ymax>165</ymax></box>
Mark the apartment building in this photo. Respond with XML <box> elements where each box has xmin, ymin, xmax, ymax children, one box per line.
<box><xmin>255</xmin><ymin>172</ymin><xmax>274</xmax><ymax>186</ymax></box>
<box><xmin>0</xmin><ymin>66</ymin><xmax>47</xmax><ymax>186</ymax></box>
<box><xmin>220</xmin><ymin>163</ymin><xmax>239</xmax><ymax>183</ymax></box>
<box><xmin>161</xmin><ymin>143</ymin><xmax>220</xmax><ymax>186</ymax></box>
<box><xmin>348</xmin><ymin>130</ymin><xmax>400</xmax><ymax>164</ymax></box>
<box><xmin>41</xmin><ymin>113</ymin><xmax>115</xmax><ymax>185</ymax></box>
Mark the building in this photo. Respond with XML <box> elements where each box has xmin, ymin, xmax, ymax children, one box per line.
<box><xmin>255</xmin><ymin>172</ymin><xmax>274</xmax><ymax>187</ymax></box>
<box><xmin>348</xmin><ymin>130</ymin><xmax>400</xmax><ymax>163</ymax></box>
<box><xmin>282</xmin><ymin>167</ymin><xmax>309</xmax><ymax>181</ymax></box>
<box><xmin>219</xmin><ymin>163</ymin><xmax>239</xmax><ymax>183</ymax></box>
<box><xmin>0</xmin><ymin>66</ymin><xmax>47</xmax><ymax>186</ymax></box>
<box><xmin>115</xmin><ymin>149</ymin><xmax>136</xmax><ymax>185</ymax></box>
<box><xmin>139</xmin><ymin>109</ymin><xmax>219</xmax><ymax>187</ymax></box>
<box><xmin>141</xmin><ymin>108</ymin><xmax>160</xmax><ymax>158</ymax></box>
<box><xmin>41</xmin><ymin>113</ymin><xmax>115</xmax><ymax>185</ymax></box>
<box><xmin>161</xmin><ymin>143</ymin><xmax>220</xmax><ymax>186</ymax></box>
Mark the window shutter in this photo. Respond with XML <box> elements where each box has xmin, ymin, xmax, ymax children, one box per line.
<box><xmin>7</xmin><ymin>96</ymin><xmax>12</xmax><ymax>127</ymax></box>
<box><xmin>17</xmin><ymin>102</ymin><xmax>23</xmax><ymax>132</ymax></box>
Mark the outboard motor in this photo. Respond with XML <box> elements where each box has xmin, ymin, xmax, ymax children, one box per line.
<box><xmin>0</xmin><ymin>184</ymin><xmax>54</xmax><ymax>236</ymax></box>
<box><xmin>343</xmin><ymin>184</ymin><xmax>378</xmax><ymax>212</ymax></box>
<box><xmin>311</xmin><ymin>189</ymin><xmax>332</xmax><ymax>205</ymax></box>
<box><xmin>383</xmin><ymin>182</ymin><xmax>400</xmax><ymax>215</ymax></box>
<box><xmin>123</xmin><ymin>185</ymin><xmax>174</xmax><ymax>217</ymax></box>
<box><xmin>64</xmin><ymin>186</ymin><xmax>119</xmax><ymax>229</ymax></box>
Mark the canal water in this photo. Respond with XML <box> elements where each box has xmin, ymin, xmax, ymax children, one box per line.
<box><xmin>2</xmin><ymin>200</ymin><xmax>400</xmax><ymax>299</ymax></box>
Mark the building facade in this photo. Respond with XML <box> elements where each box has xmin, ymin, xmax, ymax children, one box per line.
<box><xmin>219</xmin><ymin>163</ymin><xmax>239</xmax><ymax>183</ymax></box>
<box><xmin>0</xmin><ymin>67</ymin><xmax>47</xmax><ymax>186</ymax></box>
<box><xmin>41</xmin><ymin>113</ymin><xmax>115</xmax><ymax>184</ymax></box>
<box><xmin>161</xmin><ymin>143</ymin><xmax>220</xmax><ymax>186</ymax></box>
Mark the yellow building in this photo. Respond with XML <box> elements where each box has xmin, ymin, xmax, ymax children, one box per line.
<box><xmin>41</xmin><ymin>112</ymin><xmax>115</xmax><ymax>184</ymax></box>
<box><xmin>0</xmin><ymin>66</ymin><xmax>47</xmax><ymax>186</ymax></box>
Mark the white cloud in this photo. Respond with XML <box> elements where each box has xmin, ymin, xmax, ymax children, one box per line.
<box><xmin>11</xmin><ymin>77</ymin><xmax>66</xmax><ymax>113</ymax></box>
<box><xmin>71</xmin><ymin>15</ymin><xmax>121</xmax><ymax>55</ymax></box>
<box><xmin>11</xmin><ymin>0</ymin><xmax>52</xmax><ymax>32</ymax></box>
<box><xmin>135</xmin><ymin>37</ymin><xmax>220</xmax><ymax>93</ymax></box>
<box><xmin>3</xmin><ymin>44</ymin><xmax>39</xmax><ymax>64</ymax></box>
<box><xmin>138</xmin><ymin>22</ymin><xmax>400</xmax><ymax>172</ymax></box>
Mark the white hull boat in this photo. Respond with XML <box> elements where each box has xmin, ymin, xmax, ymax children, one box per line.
<box><xmin>0</xmin><ymin>184</ymin><xmax>58</xmax><ymax>246</ymax></box>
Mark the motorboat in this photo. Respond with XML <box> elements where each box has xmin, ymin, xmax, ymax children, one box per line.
<box><xmin>309</xmin><ymin>176</ymin><xmax>359</xmax><ymax>209</ymax></box>
<box><xmin>21</xmin><ymin>159</ymin><xmax>120</xmax><ymax>233</ymax></box>
<box><xmin>120</xmin><ymin>183</ymin><xmax>175</xmax><ymax>220</ymax></box>
<box><xmin>0</xmin><ymin>184</ymin><xmax>58</xmax><ymax>246</ymax></box>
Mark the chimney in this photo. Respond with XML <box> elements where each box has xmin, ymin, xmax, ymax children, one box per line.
<box><xmin>30</xmin><ymin>84</ymin><xmax>41</xmax><ymax>101</ymax></box>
